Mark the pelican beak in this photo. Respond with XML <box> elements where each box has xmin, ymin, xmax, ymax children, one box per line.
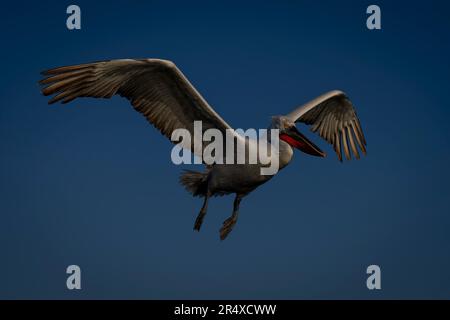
<box><xmin>280</xmin><ymin>126</ymin><xmax>326</xmax><ymax>157</ymax></box>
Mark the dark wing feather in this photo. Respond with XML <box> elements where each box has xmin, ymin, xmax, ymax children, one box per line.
<box><xmin>286</xmin><ymin>90</ymin><xmax>366</xmax><ymax>161</ymax></box>
<box><xmin>39</xmin><ymin>59</ymin><xmax>234</xmax><ymax>156</ymax></box>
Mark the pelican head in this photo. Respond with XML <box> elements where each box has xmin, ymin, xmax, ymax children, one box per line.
<box><xmin>271</xmin><ymin>115</ymin><xmax>325</xmax><ymax>157</ymax></box>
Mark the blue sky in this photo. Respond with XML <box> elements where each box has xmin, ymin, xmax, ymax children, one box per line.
<box><xmin>1</xmin><ymin>0</ymin><xmax>450</xmax><ymax>299</ymax></box>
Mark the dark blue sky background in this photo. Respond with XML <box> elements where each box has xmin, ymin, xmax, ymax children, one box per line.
<box><xmin>1</xmin><ymin>0</ymin><xmax>450</xmax><ymax>299</ymax></box>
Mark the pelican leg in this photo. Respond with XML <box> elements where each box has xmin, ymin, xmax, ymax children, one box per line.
<box><xmin>220</xmin><ymin>194</ymin><xmax>242</xmax><ymax>240</ymax></box>
<box><xmin>194</xmin><ymin>192</ymin><xmax>210</xmax><ymax>231</ymax></box>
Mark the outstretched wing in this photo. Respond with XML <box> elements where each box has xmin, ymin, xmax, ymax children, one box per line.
<box><xmin>39</xmin><ymin>58</ymin><xmax>234</xmax><ymax>156</ymax></box>
<box><xmin>286</xmin><ymin>90</ymin><xmax>366</xmax><ymax>161</ymax></box>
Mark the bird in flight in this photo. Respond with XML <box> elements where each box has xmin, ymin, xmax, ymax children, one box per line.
<box><xmin>39</xmin><ymin>59</ymin><xmax>367</xmax><ymax>240</ymax></box>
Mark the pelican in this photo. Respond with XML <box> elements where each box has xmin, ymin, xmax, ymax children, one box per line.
<box><xmin>39</xmin><ymin>59</ymin><xmax>367</xmax><ymax>240</ymax></box>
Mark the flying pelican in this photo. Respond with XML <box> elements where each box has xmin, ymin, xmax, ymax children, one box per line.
<box><xmin>39</xmin><ymin>59</ymin><xmax>367</xmax><ymax>240</ymax></box>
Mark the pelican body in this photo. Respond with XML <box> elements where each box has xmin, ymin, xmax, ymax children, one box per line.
<box><xmin>39</xmin><ymin>59</ymin><xmax>366</xmax><ymax>240</ymax></box>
